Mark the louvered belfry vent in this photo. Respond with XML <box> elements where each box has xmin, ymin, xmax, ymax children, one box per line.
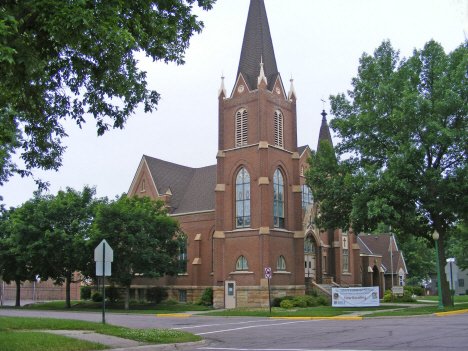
<box><xmin>236</xmin><ymin>108</ymin><xmax>248</xmax><ymax>147</ymax></box>
<box><xmin>274</xmin><ymin>110</ymin><xmax>283</xmax><ymax>148</ymax></box>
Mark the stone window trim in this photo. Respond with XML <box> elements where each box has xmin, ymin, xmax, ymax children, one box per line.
<box><xmin>273</xmin><ymin>271</ymin><xmax>292</xmax><ymax>274</ymax></box>
<box><xmin>229</xmin><ymin>271</ymin><xmax>254</xmax><ymax>275</ymax></box>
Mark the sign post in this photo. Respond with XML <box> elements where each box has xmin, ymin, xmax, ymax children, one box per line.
<box><xmin>264</xmin><ymin>267</ymin><xmax>272</xmax><ymax>314</ymax></box>
<box><xmin>94</xmin><ymin>240</ymin><xmax>113</xmax><ymax>324</ymax></box>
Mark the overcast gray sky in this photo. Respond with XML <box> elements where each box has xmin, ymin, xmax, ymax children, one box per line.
<box><xmin>2</xmin><ymin>0</ymin><xmax>468</xmax><ymax>208</ymax></box>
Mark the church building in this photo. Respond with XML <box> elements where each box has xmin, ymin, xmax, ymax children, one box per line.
<box><xmin>127</xmin><ymin>0</ymin><xmax>378</xmax><ymax>308</ymax></box>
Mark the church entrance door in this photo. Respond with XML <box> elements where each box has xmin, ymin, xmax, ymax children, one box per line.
<box><xmin>305</xmin><ymin>254</ymin><xmax>316</xmax><ymax>278</ymax></box>
<box><xmin>225</xmin><ymin>281</ymin><xmax>236</xmax><ymax>309</ymax></box>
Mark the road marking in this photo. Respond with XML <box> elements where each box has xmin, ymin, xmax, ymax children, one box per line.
<box><xmin>174</xmin><ymin>319</ymin><xmax>280</xmax><ymax>330</ymax></box>
<box><xmin>199</xmin><ymin>348</ymin><xmax>385</xmax><ymax>351</ymax></box>
<box><xmin>156</xmin><ymin>314</ymin><xmax>191</xmax><ymax>317</ymax></box>
<box><xmin>195</xmin><ymin>320</ymin><xmax>314</xmax><ymax>335</ymax></box>
<box><xmin>271</xmin><ymin>317</ymin><xmax>363</xmax><ymax>320</ymax></box>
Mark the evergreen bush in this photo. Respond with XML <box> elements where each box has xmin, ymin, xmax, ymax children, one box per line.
<box><xmin>80</xmin><ymin>286</ymin><xmax>92</xmax><ymax>300</ymax></box>
<box><xmin>166</xmin><ymin>298</ymin><xmax>178</xmax><ymax>305</ymax></box>
<box><xmin>280</xmin><ymin>299</ymin><xmax>294</xmax><ymax>309</ymax></box>
<box><xmin>91</xmin><ymin>291</ymin><xmax>102</xmax><ymax>302</ymax></box>
<box><xmin>292</xmin><ymin>296</ymin><xmax>307</xmax><ymax>308</ymax></box>
<box><xmin>146</xmin><ymin>287</ymin><xmax>168</xmax><ymax>303</ymax></box>
<box><xmin>316</xmin><ymin>295</ymin><xmax>330</xmax><ymax>306</ymax></box>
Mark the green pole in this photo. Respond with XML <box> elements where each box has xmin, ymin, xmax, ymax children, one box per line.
<box><xmin>102</xmin><ymin>243</ymin><xmax>106</xmax><ymax>324</ymax></box>
<box><xmin>434</xmin><ymin>238</ymin><xmax>444</xmax><ymax>310</ymax></box>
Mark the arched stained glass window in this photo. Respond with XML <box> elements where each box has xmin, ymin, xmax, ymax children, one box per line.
<box><xmin>277</xmin><ymin>256</ymin><xmax>286</xmax><ymax>271</ymax></box>
<box><xmin>273</xmin><ymin>169</ymin><xmax>285</xmax><ymax>228</ymax></box>
<box><xmin>236</xmin><ymin>168</ymin><xmax>250</xmax><ymax>228</ymax></box>
<box><xmin>301</xmin><ymin>185</ymin><xmax>313</xmax><ymax>210</ymax></box>
<box><xmin>236</xmin><ymin>256</ymin><xmax>249</xmax><ymax>271</ymax></box>
<box><xmin>304</xmin><ymin>235</ymin><xmax>315</xmax><ymax>254</ymax></box>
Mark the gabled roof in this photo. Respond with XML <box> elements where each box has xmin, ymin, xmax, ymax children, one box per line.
<box><xmin>236</xmin><ymin>0</ymin><xmax>279</xmax><ymax>92</ymax></box>
<box><xmin>358</xmin><ymin>233</ymin><xmax>408</xmax><ymax>274</ymax></box>
<box><xmin>317</xmin><ymin>110</ymin><xmax>333</xmax><ymax>152</ymax></box>
<box><xmin>297</xmin><ymin>145</ymin><xmax>311</xmax><ymax>157</ymax></box>
<box><xmin>143</xmin><ymin>156</ymin><xmax>217</xmax><ymax>215</ymax></box>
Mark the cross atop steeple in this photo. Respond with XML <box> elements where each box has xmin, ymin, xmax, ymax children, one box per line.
<box><xmin>236</xmin><ymin>0</ymin><xmax>279</xmax><ymax>91</ymax></box>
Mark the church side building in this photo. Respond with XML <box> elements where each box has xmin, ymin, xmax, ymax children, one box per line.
<box><xmin>127</xmin><ymin>0</ymin><xmax>368</xmax><ymax>308</ymax></box>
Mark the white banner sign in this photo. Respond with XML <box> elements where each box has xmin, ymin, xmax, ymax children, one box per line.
<box><xmin>332</xmin><ymin>287</ymin><xmax>380</xmax><ymax>308</ymax></box>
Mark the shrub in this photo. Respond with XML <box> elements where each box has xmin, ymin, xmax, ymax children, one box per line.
<box><xmin>166</xmin><ymin>298</ymin><xmax>178</xmax><ymax>305</ymax></box>
<box><xmin>106</xmin><ymin>285</ymin><xmax>120</xmax><ymax>302</ymax></box>
<box><xmin>272</xmin><ymin>297</ymin><xmax>283</xmax><ymax>307</ymax></box>
<box><xmin>412</xmin><ymin>286</ymin><xmax>424</xmax><ymax>296</ymax></box>
<box><xmin>404</xmin><ymin>286</ymin><xmax>414</xmax><ymax>296</ymax></box>
<box><xmin>316</xmin><ymin>296</ymin><xmax>329</xmax><ymax>306</ymax></box>
<box><xmin>292</xmin><ymin>296</ymin><xmax>307</xmax><ymax>308</ymax></box>
<box><xmin>305</xmin><ymin>295</ymin><xmax>317</xmax><ymax>307</ymax></box>
<box><xmin>91</xmin><ymin>291</ymin><xmax>102</xmax><ymax>302</ymax></box>
<box><xmin>80</xmin><ymin>286</ymin><xmax>92</xmax><ymax>301</ymax></box>
<box><xmin>280</xmin><ymin>299</ymin><xmax>294</xmax><ymax>309</ymax></box>
<box><xmin>306</xmin><ymin>289</ymin><xmax>319</xmax><ymax>298</ymax></box>
<box><xmin>194</xmin><ymin>299</ymin><xmax>205</xmax><ymax>306</ymax></box>
<box><xmin>146</xmin><ymin>287</ymin><xmax>168</xmax><ymax>303</ymax></box>
<box><xmin>383</xmin><ymin>293</ymin><xmax>392</xmax><ymax>302</ymax></box>
<box><xmin>200</xmin><ymin>287</ymin><xmax>213</xmax><ymax>305</ymax></box>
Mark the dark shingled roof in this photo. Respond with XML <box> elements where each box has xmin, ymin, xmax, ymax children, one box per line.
<box><xmin>317</xmin><ymin>110</ymin><xmax>333</xmax><ymax>152</ymax></box>
<box><xmin>358</xmin><ymin>233</ymin><xmax>406</xmax><ymax>273</ymax></box>
<box><xmin>297</xmin><ymin>145</ymin><xmax>310</xmax><ymax>157</ymax></box>
<box><xmin>144</xmin><ymin>156</ymin><xmax>217</xmax><ymax>215</ymax></box>
<box><xmin>237</xmin><ymin>0</ymin><xmax>279</xmax><ymax>92</ymax></box>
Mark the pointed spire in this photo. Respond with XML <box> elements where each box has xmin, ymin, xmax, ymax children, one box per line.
<box><xmin>218</xmin><ymin>74</ymin><xmax>226</xmax><ymax>97</ymax></box>
<box><xmin>288</xmin><ymin>77</ymin><xmax>297</xmax><ymax>100</ymax></box>
<box><xmin>237</xmin><ymin>0</ymin><xmax>279</xmax><ymax>91</ymax></box>
<box><xmin>317</xmin><ymin>110</ymin><xmax>334</xmax><ymax>152</ymax></box>
<box><xmin>257</xmin><ymin>56</ymin><xmax>268</xmax><ymax>87</ymax></box>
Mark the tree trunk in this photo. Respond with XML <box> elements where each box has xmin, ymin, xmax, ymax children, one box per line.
<box><xmin>15</xmin><ymin>279</ymin><xmax>21</xmax><ymax>307</ymax></box>
<box><xmin>125</xmin><ymin>284</ymin><xmax>130</xmax><ymax>310</ymax></box>
<box><xmin>65</xmin><ymin>273</ymin><xmax>71</xmax><ymax>309</ymax></box>
<box><xmin>436</xmin><ymin>234</ymin><xmax>452</xmax><ymax>307</ymax></box>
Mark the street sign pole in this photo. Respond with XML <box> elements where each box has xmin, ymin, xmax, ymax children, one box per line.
<box><xmin>102</xmin><ymin>242</ymin><xmax>106</xmax><ymax>324</ymax></box>
<box><xmin>268</xmin><ymin>278</ymin><xmax>271</xmax><ymax>314</ymax></box>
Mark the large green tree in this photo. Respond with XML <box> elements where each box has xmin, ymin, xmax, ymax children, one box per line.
<box><xmin>0</xmin><ymin>0</ymin><xmax>215</xmax><ymax>187</ymax></box>
<box><xmin>26</xmin><ymin>186</ymin><xmax>100</xmax><ymax>308</ymax></box>
<box><xmin>90</xmin><ymin>195</ymin><xmax>186</xmax><ymax>310</ymax></box>
<box><xmin>306</xmin><ymin>40</ymin><xmax>468</xmax><ymax>306</ymax></box>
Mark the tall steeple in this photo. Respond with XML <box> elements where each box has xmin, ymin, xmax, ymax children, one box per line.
<box><xmin>236</xmin><ymin>0</ymin><xmax>279</xmax><ymax>91</ymax></box>
<box><xmin>317</xmin><ymin>110</ymin><xmax>334</xmax><ymax>151</ymax></box>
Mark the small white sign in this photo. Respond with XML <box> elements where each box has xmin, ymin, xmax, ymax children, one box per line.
<box><xmin>392</xmin><ymin>286</ymin><xmax>404</xmax><ymax>296</ymax></box>
<box><xmin>96</xmin><ymin>261</ymin><xmax>112</xmax><ymax>277</ymax></box>
<box><xmin>264</xmin><ymin>267</ymin><xmax>272</xmax><ymax>279</ymax></box>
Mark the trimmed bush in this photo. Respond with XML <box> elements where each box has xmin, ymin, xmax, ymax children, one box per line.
<box><xmin>280</xmin><ymin>299</ymin><xmax>294</xmax><ymax>309</ymax></box>
<box><xmin>166</xmin><ymin>298</ymin><xmax>178</xmax><ymax>305</ymax></box>
<box><xmin>91</xmin><ymin>291</ymin><xmax>102</xmax><ymax>302</ymax></box>
<box><xmin>106</xmin><ymin>285</ymin><xmax>120</xmax><ymax>302</ymax></box>
<box><xmin>412</xmin><ymin>286</ymin><xmax>424</xmax><ymax>296</ymax></box>
<box><xmin>200</xmin><ymin>287</ymin><xmax>213</xmax><ymax>306</ymax></box>
<box><xmin>292</xmin><ymin>296</ymin><xmax>307</xmax><ymax>308</ymax></box>
<box><xmin>80</xmin><ymin>286</ymin><xmax>92</xmax><ymax>301</ymax></box>
<box><xmin>146</xmin><ymin>287</ymin><xmax>168</xmax><ymax>303</ymax></box>
<box><xmin>305</xmin><ymin>295</ymin><xmax>317</xmax><ymax>307</ymax></box>
<box><xmin>316</xmin><ymin>295</ymin><xmax>329</xmax><ymax>306</ymax></box>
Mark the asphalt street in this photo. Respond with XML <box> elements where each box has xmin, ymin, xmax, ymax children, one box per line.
<box><xmin>1</xmin><ymin>309</ymin><xmax>468</xmax><ymax>351</ymax></box>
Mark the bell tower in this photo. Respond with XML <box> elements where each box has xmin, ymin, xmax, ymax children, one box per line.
<box><xmin>213</xmin><ymin>0</ymin><xmax>305</xmax><ymax>308</ymax></box>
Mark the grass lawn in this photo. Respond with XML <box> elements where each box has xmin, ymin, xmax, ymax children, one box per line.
<box><xmin>0</xmin><ymin>316</ymin><xmax>202</xmax><ymax>351</ymax></box>
<box><xmin>418</xmin><ymin>295</ymin><xmax>468</xmax><ymax>303</ymax></box>
<box><xmin>202</xmin><ymin>305</ymin><xmax>403</xmax><ymax>317</ymax></box>
<box><xmin>1</xmin><ymin>300</ymin><xmax>212</xmax><ymax>314</ymax></box>
<box><xmin>364</xmin><ymin>302</ymin><xmax>468</xmax><ymax>317</ymax></box>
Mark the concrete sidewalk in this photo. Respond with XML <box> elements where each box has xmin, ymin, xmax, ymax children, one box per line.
<box><xmin>39</xmin><ymin>330</ymin><xmax>206</xmax><ymax>351</ymax></box>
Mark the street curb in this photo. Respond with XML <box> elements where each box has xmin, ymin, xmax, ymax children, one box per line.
<box><xmin>435</xmin><ymin>309</ymin><xmax>468</xmax><ymax>317</ymax></box>
<box><xmin>270</xmin><ymin>316</ymin><xmax>363</xmax><ymax>320</ymax></box>
<box><xmin>156</xmin><ymin>314</ymin><xmax>191</xmax><ymax>317</ymax></box>
<box><xmin>110</xmin><ymin>339</ymin><xmax>206</xmax><ymax>351</ymax></box>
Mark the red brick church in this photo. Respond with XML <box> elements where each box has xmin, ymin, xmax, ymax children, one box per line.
<box><xmin>127</xmin><ymin>0</ymin><xmax>388</xmax><ymax>308</ymax></box>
